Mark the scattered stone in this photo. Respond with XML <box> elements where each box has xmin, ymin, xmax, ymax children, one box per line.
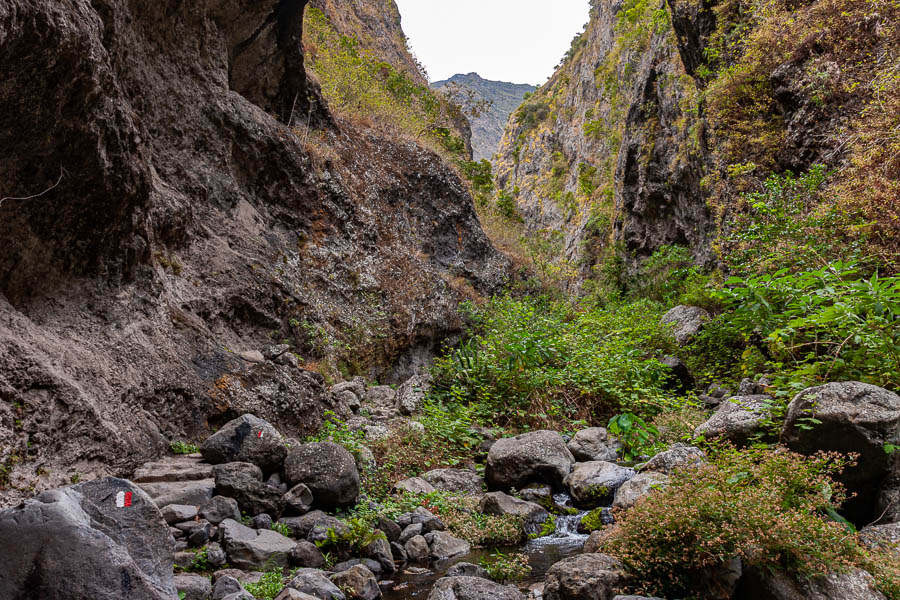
<box><xmin>543</xmin><ymin>554</ymin><xmax>629</xmax><ymax>600</ymax></box>
<box><xmin>287</xmin><ymin>568</ymin><xmax>347</xmax><ymax>600</ymax></box>
<box><xmin>276</xmin><ymin>590</ymin><xmax>321</xmax><ymax>600</ymax></box>
<box><xmin>282</xmin><ymin>483</ymin><xmax>314</xmax><ymax>516</ymax></box>
<box><xmin>410</xmin><ymin>506</ymin><xmax>446</xmax><ymax>532</ymax></box>
<box><xmin>400</xmin><ymin>522</ymin><xmax>424</xmax><ymax>543</ymax></box>
<box><xmin>425</xmin><ymin>531</ymin><xmax>471</xmax><ymax>560</ymax></box>
<box><xmin>207</xmin><ymin>542</ymin><xmax>228</xmax><ymax>566</ymax></box>
<box><xmin>330</xmin><ymin>564</ymin><xmax>381</xmax><ymax>600</ymax></box>
<box><xmin>396</xmin><ymin>373</ymin><xmax>431</xmax><ymax>416</ymax></box>
<box><xmin>251</xmin><ymin>513</ymin><xmax>273</xmax><ymax>530</ymax></box>
<box><xmin>239</xmin><ymin>350</ymin><xmax>266</xmax><ymax>363</ymax></box>
<box><xmin>694</xmin><ymin>395</ymin><xmax>773</xmax><ymax>446</ymax></box>
<box><xmin>422</xmin><ymin>469</ymin><xmax>484</xmax><ymax>495</ymax></box>
<box><xmin>781</xmin><ymin>382</ymin><xmax>900</xmax><ymax>524</ymax></box>
<box><xmin>485</xmin><ymin>430</ymin><xmax>575</xmax><ymax>491</ymax></box>
<box><xmin>162</xmin><ymin>503</ymin><xmax>200</xmax><ymax>524</ymax></box>
<box><xmin>446</xmin><ymin>563</ymin><xmax>490</xmax><ymax>579</ymax></box>
<box><xmin>219</xmin><ymin>518</ymin><xmax>296</xmax><ymax>570</ymax></box>
<box><xmin>212</xmin><ymin>575</ymin><xmax>250</xmax><ymax>600</ymax></box>
<box><xmin>284</xmin><ymin>442</ymin><xmax>360</xmax><ymax>510</ymax></box>
<box><xmin>362</xmin><ymin>534</ymin><xmax>396</xmax><ymax>574</ymax></box>
<box><xmin>427</xmin><ymin>576</ymin><xmax>524</xmax><ymax>600</ymax></box>
<box><xmin>289</xmin><ymin>540</ymin><xmax>326</xmax><ymax>568</ymax></box>
<box><xmin>735</xmin><ymin>566</ymin><xmax>886</xmax><ymax>600</ymax></box>
<box><xmin>583</xmin><ymin>530</ymin><xmax>604</xmax><ymax>553</ymax></box>
<box><xmin>405</xmin><ymin>535</ymin><xmax>430</xmax><ymax>562</ymax></box>
<box><xmin>184</xmin><ymin>520</ymin><xmax>214</xmax><ymax>546</ymax></box>
<box><xmin>376</xmin><ymin>515</ymin><xmax>402</xmax><ymax>542</ymax></box>
<box><xmin>394</xmin><ymin>477</ymin><xmax>436</xmax><ymax>495</ymax></box>
<box><xmin>566</xmin><ymin>428</ymin><xmax>620</xmax><ymax>462</ymax></box>
<box><xmin>175</xmin><ymin>551</ymin><xmax>197</xmax><ymax>570</ymax></box>
<box><xmin>612</xmin><ymin>472</ymin><xmax>669</xmax><ymax>510</ymax></box>
<box><xmin>479</xmin><ymin>491</ymin><xmax>548</xmax><ymax>529</ymax></box>
<box><xmin>639</xmin><ymin>444</ymin><xmax>706</xmax><ymax>475</ymax></box>
<box><xmin>175</xmin><ymin>574</ymin><xmax>213</xmax><ymax>600</ymax></box>
<box><xmin>201</xmin><ymin>495</ymin><xmax>242</xmax><ymax>525</ymax></box>
<box><xmin>201</xmin><ymin>414</ymin><xmax>287</xmax><ymax>473</ymax></box>
<box><xmin>660</xmin><ymin>305</ymin><xmax>710</xmax><ymax>346</ymax></box>
<box><xmin>564</xmin><ymin>461</ymin><xmax>635</xmax><ymax>508</ymax></box>
<box><xmin>139</xmin><ymin>479</ymin><xmax>216</xmax><ymax>508</ymax></box>
<box><xmin>0</xmin><ymin>478</ymin><xmax>177</xmax><ymax>600</ymax></box>
<box><xmin>214</xmin><ymin>462</ymin><xmax>285</xmax><ymax>517</ymax></box>
<box><xmin>280</xmin><ymin>511</ymin><xmax>349</xmax><ymax>540</ymax></box>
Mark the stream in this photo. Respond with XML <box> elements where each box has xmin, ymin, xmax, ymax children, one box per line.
<box><xmin>383</xmin><ymin>495</ymin><xmax>591</xmax><ymax>599</ymax></box>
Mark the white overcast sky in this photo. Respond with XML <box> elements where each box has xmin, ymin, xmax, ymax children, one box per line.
<box><xmin>393</xmin><ymin>0</ymin><xmax>591</xmax><ymax>85</ymax></box>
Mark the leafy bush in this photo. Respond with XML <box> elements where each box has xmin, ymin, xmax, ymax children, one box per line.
<box><xmin>603</xmin><ymin>445</ymin><xmax>900</xmax><ymax>599</ymax></box>
<box><xmin>480</xmin><ymin>551</ymin><xmax>532</xmax><ymax>583</ymax></box>
<box><xmin>169</xmin><ymin>440</ymin><xmax>199</xmax><ymax>455</ymax></box>
<box><xmin>607</xmin><ymin>413</ymin><xmax>660</xmax><ymax>461</ymax></box>
<box><xmin>245</xmin><ymin>569</ymin><xmax>289</xmax><ymax>600</ymax></box>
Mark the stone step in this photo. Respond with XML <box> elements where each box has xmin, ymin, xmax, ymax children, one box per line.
<box><xmin>138</xmin><ymin>479</ymin><xmax>215</xmax><ymax>508</ymax></box>
<box><xmin>133</xmin><ymin>454</ymin><xmax>214</xmax><ymax>484</ymax></box>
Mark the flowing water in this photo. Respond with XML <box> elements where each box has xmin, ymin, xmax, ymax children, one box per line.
<box><xmin>382</xmin><ymin>494</ymin><xmax>591</xmax><ymax>599</ymax></box>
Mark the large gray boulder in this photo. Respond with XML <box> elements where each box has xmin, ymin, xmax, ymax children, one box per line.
<box><xmin>0</xmin><ymin>477</ymin><xmax>176</xmax><ymax>600</ymax></box>
<box><xmin>640</xmin><ymin>444</ymin><xmax>705</xmax><ymax>475</ymax></box>
<box><xmin>566</xmin><ymin>427</ymin><xmax>620</xmax><ymax>462</ymax></box>
<box><xmin>485</xmin><ymin>430</ymin><xmax>575</xmax><ymax>491</ymax></box>
<box><xmin>219</xmin><ymin>518</ymin><xmax>296</xmax><ymax>570</ymax></box>
<box><xmin>329</xmin><ymin>564</ymin><xmax>380</xmax><ymax>600</ymax></box>
<box><xmin>427</xmin><ymin>576</ymin><xmax>525</xmax><ymax>600</ymax></box>
<box><xmin>543</xmin><ymin>554</ymin><xmax>629</xmax><ymax>600</ymax></box>
<box><xmin>735</xmin><ymin>566</ymin><xmax>887</xmax><ymax>600</ymax></box>
<box><xmin>200</xmin><ymin>414</ymin><xmax>287</xmax><ymax>473</ymax></box>
<box><xmin>287</xmin><ymin>568</ymin><xmax>346</xmax><ymax>600</ymax></box>
<box><xmin>284</xmin><ymin>442</ymin><xmax>360</xmax><ymax>510</ymax></box>
<box><xmin>425</xmin><ymin>531</ymin><xmax>471</xmax><ymax>560</ymax></box>
<box><xmin>422</xmin><ymin>469</ymin><xmax>484</xmax><ymax>495</ymax></box>
<box><xmin>479</xmin><ymin>491</ymin><xmax>548</xmax><ymax>530</ymax></box>
<box><xmin>781</xmin><ymin>382</ymin><xmax>900</xmax><ymax>524</ymax></box>
<box><xmin>612</xmin><ymin>471</ymin><xmax>669</xmax><ymax>510</ymax></box>
<box><xmin>694</xmin><ymin>395</ymin><xmax>773</xmax><ymax>446</ymax></box>
<box><xmin>213</xmin><ymin>462</ymin><xmax>285</xmax><ymax>517</ymax></box>
<box><xmin>564</xmin><ymin>461</ymin><xmax>635</xmax><ymax>508</ymax></box>
<box><xmin>660</xmin><ymin>305</ymin><xmax>710</xmax><ymax>346</ymax></box>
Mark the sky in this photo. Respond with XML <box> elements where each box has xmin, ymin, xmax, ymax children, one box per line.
<box><xmin>393</xmin><ymin>0</ymin><xmax>591</xmax><ymax>86</ymax></box>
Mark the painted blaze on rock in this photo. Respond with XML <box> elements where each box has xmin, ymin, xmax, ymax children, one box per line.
<box><xmin>201</xmin><ymin>414</ymin><xmax>288</xmax><ymax>474</ymax></box>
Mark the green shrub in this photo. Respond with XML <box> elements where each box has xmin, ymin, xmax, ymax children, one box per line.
<box><xmin>480</xmin><ymin>550</ymin><xmax>532</xmax><ymax>583</ymax></box>
<box><xmin>607</xmin><ymin>412</ymin><xmax>660</xmax><ymax>461</ymax></box>
<box><xmin>169</xmin><ymin>440</ymin><xmax>199</xmax><ymax>455</ymax></box>
<box><xmin>244</xmin><ymin>569</ymin><xmax>288</xmax><ymax>600</ymax></box>
<box><xmin>603</xmin><ymin>445</ymin><xmax>900</xmax><ymax>599</ymax></box>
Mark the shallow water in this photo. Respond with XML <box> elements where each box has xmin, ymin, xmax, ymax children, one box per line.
<box><xmin>382</xmin><ymin>502</ymin><xmax>590</xmax><ymax>599</ymax></box>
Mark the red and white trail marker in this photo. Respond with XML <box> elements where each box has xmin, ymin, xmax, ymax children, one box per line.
<box><xmin>257</xmin><ymin>430</ymin><xmax>264</xmax><ymax>439</ymax></box>
<box><xmin>115</xmin><ymin>490</ymin><xmax>133</xmax><ymax>508</ymax></box>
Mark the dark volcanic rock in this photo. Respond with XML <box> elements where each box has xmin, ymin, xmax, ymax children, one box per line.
<box><xmin>200</xmin><ymin>414</ymin><xmax>287</xmax><ymax>473</ymax></box>
<box><xmin>213</xmin><ymin>462</ymin><xmax>286</xmax><ymax>517</ymax></box>
<box><xmin>485</xmin><ymin>430</ymin><xmax>575</xmax><ymax>491</ymax></box>
<box><xmin>0</xmin><ymin>477</ymin><xmax>176</xmax><ymax>600</ymax></box>
<box><xmin>427</xmin><ymin>576</ymin><xmax>524</xmax><ymax>600</ymax></box>
<box><xmin>283</xmin><ymin>442</ymin><xmax>360</xmax><ymax>510</ymax></box>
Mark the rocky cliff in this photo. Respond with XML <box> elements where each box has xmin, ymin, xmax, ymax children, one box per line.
<box><xmin>432</xmin><ymin>73</ymin><xmax>537</xmax><ymax>162</ymax></box>
<box><xmin>494</xmin><ymin>0</ymin><xmax>899</xmax><ymax>280</ymax></box>
<box><xmin>0</xmin><ymin>0</ymin><xmax>507</xmax><ymax>504</ymax></box>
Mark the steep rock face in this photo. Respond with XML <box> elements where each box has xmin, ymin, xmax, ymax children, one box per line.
<box><xmin>0</xmin><ymin>0</ymin><xmax>507</xmax><ymax>504</ymax></box>
<box><xmin>493</xmin><ymin>0</ymin><xmax>712</xmax><ymax>279</ymax></box>
<box><xmin>433</xmin><ymin>73</ymin><xmax>537</xmax><ymax>161</ymax></box>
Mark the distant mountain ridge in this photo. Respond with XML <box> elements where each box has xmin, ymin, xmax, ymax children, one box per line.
<box><xmin>433</xmin><ymin>73</ymin><xmax>535</xmax><ymax>162</ymax></box>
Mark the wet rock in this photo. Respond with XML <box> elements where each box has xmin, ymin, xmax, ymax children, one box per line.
<box><xmin>219</xmin><ymin>518</ymin><xmax>296</xmax><ymax>570</ymax></box>
<box><xmin>396</xmin><ymin>374</ymin><xmax>431</xmax><ymax>416</ymax></box>
<box><xmin>422</xmin><ymin>469</ymin><xmax>484</xmax><ymax>495</ymax></box>
<box><xmin>162</xmin><ymin>503</ymin><xmax>200</xmax><ymax>524</ymax></box>
<box><xmin>639</xmin><ymin>444</ymin><xmax>706</xmax><ymax>475</ymax></box>
<box><xmin>425</xmin><ymin>531</ymin><xmax>471</xmax><ymax>560</ymax></box>
<box><xmin>287</xmin><ymin>568</ymin><xmax>347</xmax><ymax>600</ymax></box>
<box><xmin>694</xmin><ymin>395</ymin><xmax>773</xmax><ymax>446</ymax></box>
<box><xmin>330</xmin><ymin>564</ymin><xmax>381</xmax><ymax>600</ymax></box>
<box><xmin>283</xmin><ymin>483</ymin><xmax>314</xmax><ymax>516</ymax></box>
<box><xmin>213</xmin><ymin>462</ymin><xmax>285</xmax><ymax>517</ymax></box>
<box><xmin>284</xmin><ymin>442</ymin><xmax>360</xmax><ymax>510</ymax></box>
<box><xmin>660</xmin><ymin>306</ymin><xmax>710</xmax><ymax>346</ymax></box>
<box><xmin>446</xmin><ymin>562</ymin><xmax>490</xmax><ymax>579</ymax></box>
<box><xmin>201</xmin><ymin>414</ymin><xmax>287</xmax><ymax>474</ymax></box>
<box><xmin>612</xmin><ymin>472</ymin><xmax>669</xmax><ymax>510</ymax></box>
<box><xmin>200</xmin><ymin>496</ymin><xmax>242</xmax><ymax>525</ymax></box>
<box><xmin>486</xmin><ymin>430</ymin><xmax>575</xmax><ymax>491</ymax></box>
<box><xmin>427</xmin><ymin>576</ymin><xmax>525</xmax><ymax>600</ymax></box>
<box><xmin>479</xmin><ymin>491</ymin><xmax>548</xmax><ymax>530</ymax></box>
<box><xmin>564</xmin><ymin>461</ymin><xmax>635</xmax><ymax>508</ymax></box>
<box><xmin>566</xmin><ymin>428</ymin><xmax>620</xmax><ymax>462</ymax></box>
<box><xmin>781</xmin><ymin>382</ymin><xmax>900</xmax><ymax>524</ymax></box>
<box><xmin>289</xmin><ymin>540</ymin><xmax>326</xmax><ymax>568</ymax></box>
<box><xmin>394</xmin><ymin>477</ymin><xmax>436</xmax><ymax>495</ymax></box>
<box><xmin>175</xmin><ymin>574</ymin><xmax>213</xmax><ymax>600</ymax></box>
<box><xmin>405</xmin><ymin>535</ymin><xmax>430</xmax><ymax>562</ymax></box>
<box><xmin>543</xmin><ymin>554</ymin><xmax>629</xmax><ymax>600</ymax></box>
<box><xmin>0</xmin><ymin>477</ymin><xmax>176</xmax><ymax>600</ymax></box>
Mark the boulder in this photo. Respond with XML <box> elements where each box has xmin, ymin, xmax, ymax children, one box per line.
<box><xmin>200</xmin><ymin>414</ymin><xmax>287</xmax><ymax>473</ymax></box>
<box><xmin>376</xmin><ymin>516</ymin><xmax>402</xmax><ymax>542</ymax></box>
<box><xmin>564</xmin><ymin>461</ymin><xmax>635</xmax><ymax>508</ymax></box>
<box><xmin>612</xmin><ymin>472</ymin><xmax>669</xmax><ymax>510</ymax></box>
<box><xmin>584</xmin><ymin>530</ymin><xmax>604</xmax><ymax>553</ymax></box>
<box><xmin>213</xmin><ymin>462</ymin><xmax>285</xmax><ymax>517</ymax></box>
<box><xmin>250</xmin><ymin>513</ymin><xmax>273</xmax><ymax>530</ymax></box>
<box><xmin>219</xmin><ymin>518</ymin><xmax>296</xmax><ymax>570</ymax></box>
<box><xmin>860</xmin><ymin>521</ymin><xmax>900</xmax><ymax>556</ymax></box>
<box><xmin>660</xmin><ymin>305</ymin><xmax>710</xmax><ymax>346</ymax></box>
<box><xmin>425</xmin><ymin>531</ymin><xmax>471</xmax><ymax>560</ymax></box>
<box><xmin>329</xmin><ymin>565</ymin><xmax>381</xmax><ymax>600</ymax></box>
<box><xmin>566</xmin><ymin>428</ymin><xmax>620</xmax><ymax>462</ymax></box>
<box><xmin>361</xmin><ymin>534</ymin><xmax>395</xmax><ymax>574</ymax></box>
<box><xmin>446</xmin><ymin>562</ymin><xmax>490</xmax><ymax>579</ymax></box>
<box><xmin>212</xmin><ymin>575</ymin><xmax>253</xmax><ymax>600</ymax></box>
<box><xmin>694</xmin><ymin>395</ymin><xmax>773</xmax><ymax>446</ymax></box>
<box><xmin>422</xmin><ymin>469</ymin><xmax>484</xmax><ymax>495</ymax></box>
<box><xmin>287</xmin><ymin>568</ymin><xmax>347</xmax><ymax>600</ymax></box>
<box><xmin>396</xmin><ymin>373</ymin><xmax>431</xmax><ymax>416</ymax></box>
<box><xmin>427</xmin><ymin>576</ymin><xmax>525</xmax><ymax>600</ymax></box>
<box><xmin>200</xmin><ymin>496</ymin><xmax>242</xmax><ymax>525</ymax></box>
<box><xmin>276</xmin><ymin>589</ymin><xmax>321</xmax><ymax>600</ymax></box>
<box><xmin>175</xmin><ymin>574</ymin><xmax>213</xmax><ymax>600</ymax></box>
<box><xmin>485</xmin><ymin>430</ymin><xmax>575</xmax><ymax>491</ymax></box>
<box><xmin>404</xmin><ymin>535</ymin><xmax>430</xmax><ymax>562</ymax></box>
<box><xmin>283</xmin><ymin>483</ymin><xmax>314</xmax><ymax>516</ymax></box>
<box><xmin>781</xmin><ymin>382</ymin><xmax>900</xmax><ymax>524</ymax></box>
<box><xmin>394</xmin><ymin>477</ymin><xmax>436</xmax><ymax>495</ymax></box>
<box><xmin>734</xmin><ymin>566</ymin><xmax>887</xmax><ymax>600</ymax></box>
<box><xmin>207</xmin><ymin>542</ymin><xmax>228</xmax><ymax>566</ymax></box>
<box><xmin>400</xmin><ymin>522</ymin><xmax>424</xmax><ymax>543</ymax></box>
<box><xmin>479</xmin><ymin>491</ymin><xmax>548</xmax><ymax>530</ymax></box>
<box><xmin>284</xmin><ymin>442</ymin><xmax>360</xmax><ymax>510</ymax></box>
<box><xmin>162</xmin><ymin>503</ymin><xmax>200</xmax><ymax>524</ymax></box>
<box><xmin>543</xmin><ymin>554</ymin><xmax>628</xmax><ymax>600</ymax></box>
<box><xmin>289</xmin><ymin>540</ymin><xmax>326</xmax><ymax>568</ymax></box>
<box><xmin>639</xmin><ymin>444</ymin><xmax>705</xmax><ymax>475</ymax></box>
<box><xmin>133</xmin><ymin>455</ymin><xmax>214</xmax><ymax>483</ymax></box>
<box><xmin>0</xmin><ymin>477</ymin><xmax>176</xmax><ymax>600</ymax></box>
<box><xmin>138</xmin><ymin>479</ymin><xmax>216</xmax><ymax>508</ymax></box>
<box><xmin>410</xmin><ymin>506</ymin><xmax>445</xmax><ymax>532</ymax></box>
<box><xmin>280</xmin><ymin>511</ymin><xmax>349</xmax><ymax>541</ymax></box>
<box><xmin>366</xmin><ymin>385</ymin><xmax>397</xmax><ymax>407</ymax></box>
